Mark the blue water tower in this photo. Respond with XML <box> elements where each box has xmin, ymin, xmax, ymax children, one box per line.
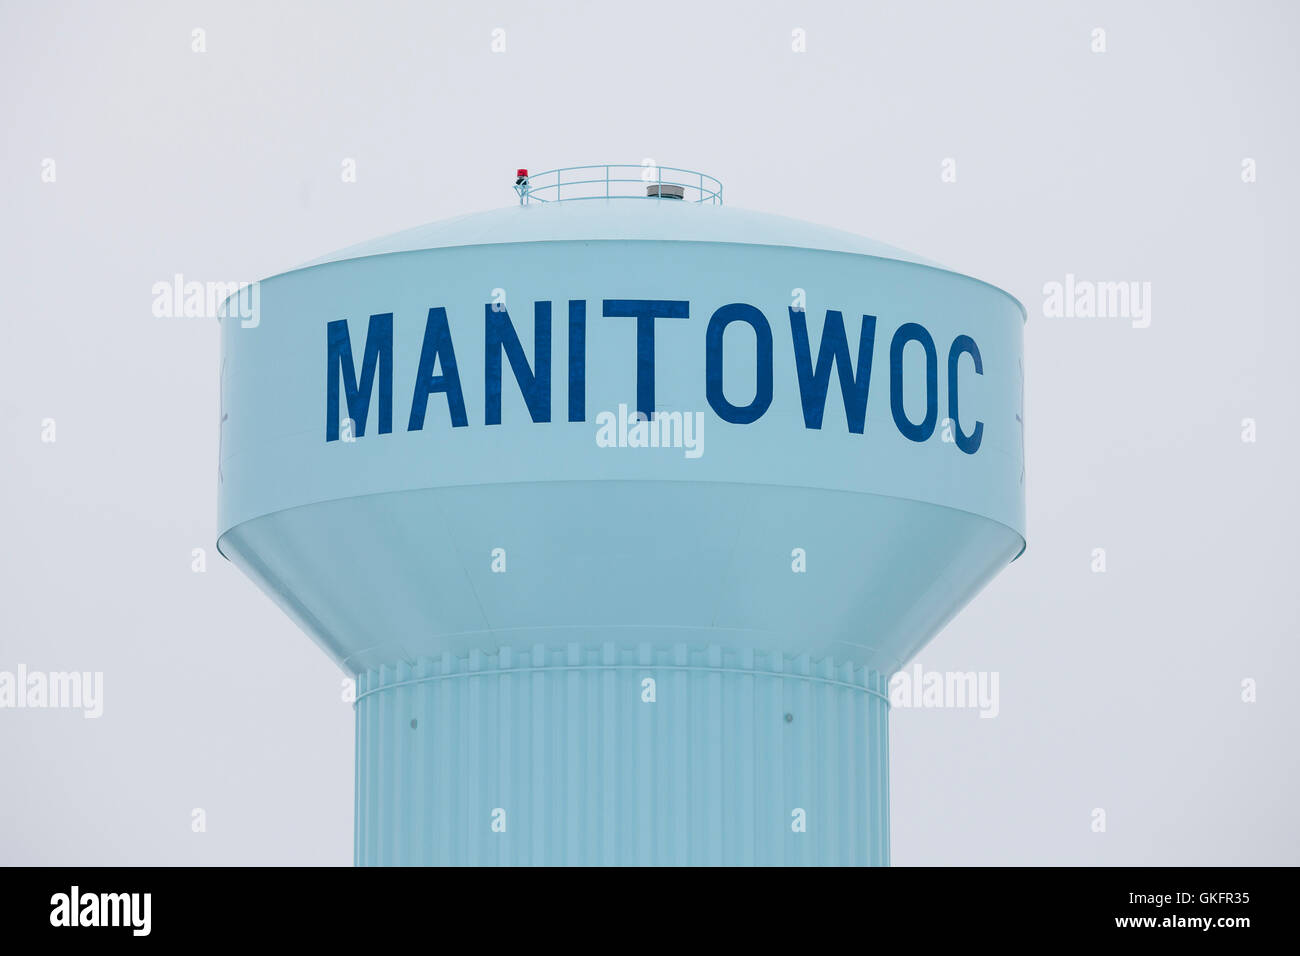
<box><xmin>217</xmin><ymin>165</ymin><xmax>1026</xmax><ymax>865</ymax></box>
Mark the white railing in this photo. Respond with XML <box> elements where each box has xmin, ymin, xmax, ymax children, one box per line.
<box><xmin>515</xmin><ymin>164</ymin><xmax>723</xmax><ymax>205</ymax></box>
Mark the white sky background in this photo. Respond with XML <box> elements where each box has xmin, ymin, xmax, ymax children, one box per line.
<box><xmin>1</xmin><ymin>0</ymin><xmax>1296</xmax><ymax>864</ymax></box>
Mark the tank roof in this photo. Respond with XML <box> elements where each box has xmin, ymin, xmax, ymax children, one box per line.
<box><xmin>283</xmin><ymin>199</ymin><xmax>1024</xmax><ymax>321</ymax></box>
<box><xmin>296</xmin><ymin>200</ymin><xmax>939</xmax><ymax>270</ymax></box>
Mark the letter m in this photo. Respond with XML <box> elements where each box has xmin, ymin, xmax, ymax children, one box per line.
<box><xmin>327</xmin><ymin>313</ymin><xmax>393</xmax><ymax>441</ymax></box>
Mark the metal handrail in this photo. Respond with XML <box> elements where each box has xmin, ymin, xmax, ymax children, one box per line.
<box><xmin>514</xmin><ymin>164</ymin><xmax>723</xmax><ymax>206</ymax></box>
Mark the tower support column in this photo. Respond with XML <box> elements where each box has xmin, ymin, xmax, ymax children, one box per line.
<box><xmin>354</xmin><ymin>642</ymin><xmax>890</xmax><ymax>866</ymax></box>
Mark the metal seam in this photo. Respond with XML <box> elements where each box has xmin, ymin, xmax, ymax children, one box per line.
<box><xmin>354</xmin><ymin>663</ymin><xmax>891</xmax><ymax>706</ymax></box>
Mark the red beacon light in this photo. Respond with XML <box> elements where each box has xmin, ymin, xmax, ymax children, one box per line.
<box><xmin>513</xmin><ymin>168</ymin><xmax>531</xmax><ymax>205</ymax></box>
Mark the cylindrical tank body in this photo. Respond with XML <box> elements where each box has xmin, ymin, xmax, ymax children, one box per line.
<box><xmin>217</xmin><ymin>170</ymin><xmax>1025</xmax><ymax>865</ymax></box>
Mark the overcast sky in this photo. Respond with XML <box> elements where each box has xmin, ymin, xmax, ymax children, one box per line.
<box><xmin>1</xmin><ymin>0</ymin><xmax>1296</xmax><ymax>864</ymax></box>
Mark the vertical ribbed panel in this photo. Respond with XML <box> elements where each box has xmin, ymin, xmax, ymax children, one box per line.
<box><xmin>354</xmin><ymin>644</ymin><xmax>890</xmax><ymax>866</ymax></box>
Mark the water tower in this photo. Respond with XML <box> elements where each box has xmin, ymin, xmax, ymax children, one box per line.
<box><xmin>217</xmin><ymin>165</ymin><xmax>1026</xmax><ymax>865</ymax></box>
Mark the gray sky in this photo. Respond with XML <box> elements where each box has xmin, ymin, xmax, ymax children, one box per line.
<box><xmin>1</xmin><ymin>0</ymin><xmax>1296</xmax><ymax>865</ymax></box>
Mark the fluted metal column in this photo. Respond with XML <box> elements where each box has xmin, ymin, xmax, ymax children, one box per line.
<box><xmin>354</xmin><ymin>643</ymin><xmax>889</xmax><ymax>866</ymax></box>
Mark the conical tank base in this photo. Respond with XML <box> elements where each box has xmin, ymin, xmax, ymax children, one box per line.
<box><xmin>354</xmin><ymin>642</ymin><xmax>890</xmax><ymax>865</ymax></box>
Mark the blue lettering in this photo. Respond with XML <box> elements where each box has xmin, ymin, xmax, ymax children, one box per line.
<box><xmin>568</xmin><ymin>300</ymin><xmax>586</xmax><ymax>423</ymax></box>
<box><xmin>706</xmin><ymin>303</ymin><xmax>773</xmax><ymax>424</ymax></box>
<box><xmin>485</xmin><ymin>302</ymin><xmax>551</xmax><ymax>425</ymax></box>
<box><xmin>409</xmin><ymin>307</ymin><xmax>468</xmax><ymax>430</ymax></box>
<box><xmin>947</xmin><ymin>334</ymin><xmax>983</xmax><ymax>454</ymax></box>
<box><xmin>326</xmin><ymin>313</ymin><xmax>392</xmax><ymax>441</ymax></box>
<box><xmin>889</xmin><ymin>322</ymin><xmax>938</xmax><ymax>442</ymax></box>
<box><xmin>602</xmin><ymin>299</ymin><xmax>689</xmax><ymax>419</ymax></box>
<box><xmin>790</xmin><ymin>309</ymin><xmax>877</xmax><ymax>433</ymax></box>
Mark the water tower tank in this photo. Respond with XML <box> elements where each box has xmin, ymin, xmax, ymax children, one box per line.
<box><xmin>217</xmin><ymin>164</ymin><xmax>1026</xmax><ymax>866</ymax></box>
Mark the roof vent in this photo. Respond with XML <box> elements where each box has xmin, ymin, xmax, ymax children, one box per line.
<box><xmin>646</xmin><ymin>183</ymin><xmax>685</xmax><ymax>200</ymax></box>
